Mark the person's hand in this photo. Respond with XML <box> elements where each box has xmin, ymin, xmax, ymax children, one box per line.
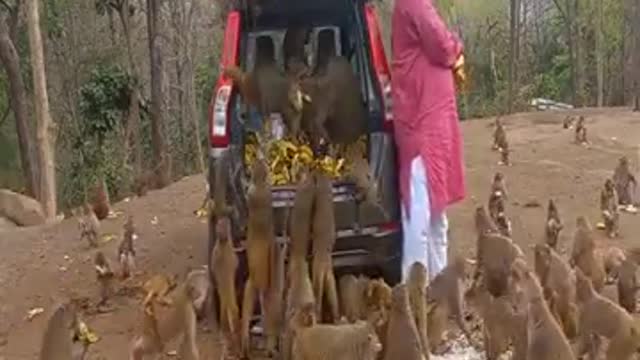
<box><xmin>453</xmin><ymin>54</ymin><xmax>467</xmax><ymax>91</ymax></box>
<box><xmin>453</xmin><ymin>53</ymin><xmax>465</xmax><ymax>70</ymax></box>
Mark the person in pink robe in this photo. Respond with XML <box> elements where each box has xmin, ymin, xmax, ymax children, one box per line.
<box><xmin>391</xmin><ymin>0</ymin><xmax>466</xmax><ymax>281</ymax></box>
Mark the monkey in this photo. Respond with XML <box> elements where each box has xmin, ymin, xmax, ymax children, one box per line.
<box><xmin>39</xmin><ymin>302</ymin><xmax>89</xmax><ymax>360</ymax></box>
<box><xmin>498</xmin><ymin>141</ymin><xmax>511</xmax><ymax>166</ymax></box>
<box><xmin>91</xmin><ymin>180</ymin><xmax>110</xmax><ymax>220</ymax></box>
<box><xmin>426</xmin><ymin>256</ymin><xmax>477</xmax><ymax>352</ymax></box>
<box><xmin>283</xmin><ymin>26</ymin><xmax>311</xmax><ymax>77</ymax></box>
<box><xmin>492</xmin><ymin>117</ymin><xmax>507</xmax><ymax>151</ymax></box>
<box><xmin>282</xmin><ymin>256</ymin><xmax>316</xmax><ymax>360</ymax></box>
<box><xmin>545</xmin><ymin>199</ymin><xmax>563</xmax><ymax>250</ymax></box>
<box><xmin>183</xmin><ymin>268</ymin><xmax>211</xmax><ymax>319</ymax></box>
<box><xmin>363</xmin><ymin>278</ymin><xmax>392</xmax><ymax>359</ymax></box>
<box><xmin>94</xmin><ymin>252</ymin><xmax>115</xmax><ymax>306</ymax></box>
<box><xmin>78</xmin><ymin>203</ymin><xmax>100</xmax><ymax>247</ymax></box>
<box><xmin>601</xmin><ymin>246</ymin><xmax>627</xmax><ymax>284</ymax></box>
<box><xmin>473</xmin><ymin>206</ymin><xmax>500</xmax><ymax>280</ymax></box>
<box><xmin>563</xmin><ymin>115</ymin><xmax>575</xmax><ymax>129</ymax></box>
<box><xmin>509</xmin><ymin>258</ymin><xmax>576</xmax><ymax>360</ymax></box>
<box><xmin>488</xmin><ymin>189</ymin><xmax>511</xmax><ymax>237</ymax></box>
<box><xmin>573</xmin><ymin>268</ymin><xmax>640</xmax><ymax>360</ymax></box>
<box><xmin>118</xmin><ymin>215</ymin><xmax>136</xmax><ymax>279</ymax></box>
<box><xmin>490</xmin><ymin>172</ymin><xmax>508</xmax><ymax>200</ymax></box>
<box><xmin>383</xmin><ymin>284</ymin><xmax>425</xmax><ymax>360</ymax></box>
<box><xmin>338</xmin><ymin>274</ymin><xmax>368</xmax><ymax>323</ymax></box>
<box><xmin>292</xmin><ymin>318</ymin><xmax>383</xmax><ymax>360</ymax></box>
<box><xmin>532</xmin><ymin>243</ymin><xmax>578</xmax><ymax>338</ymax></box>
<box><xmin>241</xmin><ymin>156</ymin><xmax>276</xmax><ymax>355</ymax></box>
<box><xmin>289</xmin><ymin>167</ymin><xmax>315</xmax><ymax>261</ymax></box>
<box><xmin>406</xmin><ymin>262</ymin><xmax>429</xmax><ymax>358</ymax></box>
<box><xmin>142</xmin><ymin>273</ymin><xmax>176</xmax><ymax>308</ymax></box>
<box><xmin>614</xmin><ymin>156</ymin><xmax>638</xmax><ymax>206</ymax></box>
<box><xmin>570</xmin><ymin>216</ymin><xmax>606</xmax><ymax>292</ymax></box>
<box><xmin>574</xmin><ymin>115</ymin><xmax>588</xmax><ymax>145</ymax></box>
<box><xmin>343</xmin><ymin>150</ymin><xmax>387</xmax><ymax>231</ymax></box>
<box><xmin>264</xmin><ymin>241</ymin><xmax>287</xmax><ymax>356</ymax></box>
<box><xmin>209</xmin><ymin>216</ymin><xmax>239</xmax><ymax>346</ymax></box>
<box><xmin>600</xmin><ymin>178</ymin><xmax>620</xmax><ymax>238</ymax></box>
<box><xmin>311</xmin><ymin>171</ymin><xmax>340</xmax><ymax>322</ymax></box>
<box><xmin>616</xmin><ymin>258</ymin><xmax>638</xmax><ymax>313</ymax></box>
<box><xmin>476</xmin><ymin>231</ymin><xmax>524</xmax><ymax>298</ymax></box>
<box><xmin>129</xmin><ymin>278</ymin><xmax>202</xmax><ymax>360</ymax></box>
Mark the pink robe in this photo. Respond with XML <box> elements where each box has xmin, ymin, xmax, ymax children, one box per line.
<box><xmin>391</xmin><ymin>0</ymin><xmax>466</xmax><ymax>216</ymax></box>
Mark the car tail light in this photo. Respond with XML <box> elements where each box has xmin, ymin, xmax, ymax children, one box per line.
<box><xmin>209</xmin><ymin>10</ymin><xmax>241</xmax><ymax>148</ymax></box>
<box><xmin>364</xmin><ymin>3</ymin><xmax>393</xmax><ymax>132</ymax></box>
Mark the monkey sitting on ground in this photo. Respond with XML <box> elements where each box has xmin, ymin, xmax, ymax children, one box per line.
<box><xmin>509</xmin><ymin>258</ymin><xmax>575</xmax><ymax>360</ymax></box>
<box><xmin>78</xmin><ymin>203</ymin><xmax>100</xmax><ymax>248</ymax></box>
<box><xmin>210</xmin><ymin>216</ymin><xmax>239</xmax><ymax>348</ymax></box>
<box><xmin>338</xmin><ymin>274</ymin><xmax>368</xmax><ymax>323</ymax></box>
<box><xmin>570</xmin><ymin>216</ymin><xmax>606</xmax><ymax>292</ymax></box>
<box><xmin>600</xmin><ymin>178</ymin><xmax>620</xmax><ymax>238</ymax></box>
<box><xmin>363</xmin><ymin>278</ymin><xmax>392</xmax><ymax>359</ymax></box>
<box><xmin>242</xmin><ymin>156</ymin><xmax>276</xmax><ymax>355</ymax></box>
<box><xmin>545</xmin><ymin>199</ymin><xmax>563</xmax><ymax>249</ymax></box>
<box><xmin>573</xmin><ymin>268</ymin><xmax>640</xmax><ymax>360</ymax></box>
<box><xmin>282</xmin><ymin>257</ymin><xmax>316</xmax><ymax>360</ymax></box>
<box><xmin>118</xmin><ymin>215</ymin><xmax>137</xmax><ymax>279</ymax></box>
<box><xmin>601</xmin><ymin>246</ymin><xmax>627</xmax><ymax>284</ymax></box>
<box><xmin>407</xmin><ymin>262</ymin><xmax>430</xmax><ymax>358</ymax></box>
<box><xmin>574</xmin><ymin>115</ymin><xmax>588</xmax><ymax>145</ymax></box>
<box><xmin>292</xmin><ymin>313</ymin><xmax>383</xmax><ymax>360</ymax></box>
<box><xmin>614</xmin><ymin>156</ymin><xmax>638</xmax><ymax>207</ymax></box>
<box><xmin>311</xmin><ymin>171</ymin><xmax>340</xmax><ymax>322</ymax></box>
<box><xmin>426</xmin><ymin>256</ymin><xmax>477</xmax><ymax>352</ymax></box>
<box><xmin>616</xmin><ymin>258</ymin><xmax>639</xmax><ymax>313</ymax></box>
<box><xmin>563</xmin><ymin>115</ymin><xmax>575</xmax><ymax>129</ymax></box>
<box><xmin>39</xmin><ymin>302</ymin><xmax>89</xmax><ymax>360</ymax></box>
<box><xmin>532</xmin><ymin>243</ymin><xmax>578</xmax><ymax>338</ymax></box>
<box><xmin>492</xmin><ymin>117</ymin><xmax>507</xmax><ymax>151</ymax></box>
<box><xmin>490</xmin><ymin>172</ymin><xmax>508</xmax><ymax>200</ymax></box>
<box><xmin>129</xmin><ymin>275</ymin><xmax>203</xmax><ymax>360</ymax></box>
<box><xmin>383</xmin><ymin>284</ymin><xmax>425</xmax><ymax>360</ymax></box>
<box><xmin>94</xmin><ymin>252</ymin><xmax>115</xmax><ymax>307</ymax></box>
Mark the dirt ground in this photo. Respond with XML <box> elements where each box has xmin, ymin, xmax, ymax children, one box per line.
<box><xmin>1</xmin><ymin>107</ymin><xmax>639</xmax><ymax>359</ymax></box>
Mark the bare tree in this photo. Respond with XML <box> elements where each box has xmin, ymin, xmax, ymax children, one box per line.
<box><xmin>26</xmin><ymin>0</ymin><xmax>57</xmax><ymax>218</ymax></box>
<box><xmin>595</xmin><ymin>0</ymin><xmax>604</xmax><ymax>107</ymax></box>
<box><xmin>147</xmin><ymin>0</ymin><xmax>170</xmax><ymax>186</ymax></box>
<box><xmin>634</xmin><ymin>0</ymin><xmax>640</xmax><ymax>111</ymax></box>
<box><xmin>0</xmin><ymin>2</ymin><xmax>37</xmax><ymax>197</ymax></box>
<box><xmin>507</xmin><ymin>0</ymin><xmax>520</xmax><ymax>113</ymax></box>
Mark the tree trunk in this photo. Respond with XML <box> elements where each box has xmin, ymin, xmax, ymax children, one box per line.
<box><xmin>147</xmin><ymin>0</ymin><xmax>170</xmax><ymax>187</ymax></box>
<box><xmin>507</xmin><ymin>0</ymin><xmax>518</xmax><ymax>113</ymax></box>
<box><xmin>634</xmin><ymin>0</ymin><xmax>640</xmax><ymax>111</ymax></box>
<box><xmin>574</xmin><ymin>0</ymin><xmax>586</xmax><ymax>107</ymax></box>
<box><xmin>183</xmin><ymin>0</ymin><xmax>204</xmax><ymax>174</ymax></box>
<box><xmin>26</xmin><ymin>0</ymin><xmax>57</xmax><ymax>218</ymax></box>
<box><xmin>596</xmin><ymin>0</ymin><xmax>604</xmax><ymax>107</ymax></box>
<box><xmin>0</xmin><ymin>16</ymin><xmax>37</xmax><ymax>197</ymax></box>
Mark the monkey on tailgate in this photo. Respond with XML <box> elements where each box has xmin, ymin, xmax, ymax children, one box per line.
<box><xmin>545</xmin><ymin>199</ymin><xmax>563</xmax><ymax>250</ymax></box>
<box><xmin>311</xmin><ymin>171</ymin><xmax>340</xmax><ymax>322</ymax></box>
<box><xmin>614</xmin><ymin>156</ymin><xmax>638</xmax><ymax>207</ymax></box>
<box><xmin>241</xmin><ymin>156</ymin><xmax>276</xmax><ymax>355</ymax></box>
<box><xmin>573</xmin><ymin>268</ymin><xmax>640</xmax><ymax>360</ymax></box>
<box><xmin>600</xmin><ymin>178</ymin><xmax>620</xmax><ymax>238</ymax></box>
<box><xmin>383</xmin><ymin>284</ymin><xmax>425</xmax><ymax>360</ymax></box>
<box><xmin>39</xmin><ymin>302</ymin><xmax>89</xmax><ymax>360</ymax></box>
<box><xmin>570</xmin><ymin>216</ymin><xmax>606</xmax><ymax>292</ymax></box>
<box><xmin>532</xmin><ymin>243</ymin><xmax>578</xmax><ymax>338</ymax></box>
<box><xmin>426</xmin><ymin>256</ymin><xmax>477</xmax><ymax>352</ymax></box>
<box><xmin>509</xmin><ymin>259</ymin><xmax>575</xmax><ymax>360</ymax></box>
<box><xmin>407</xmin><ymin>262</ymin><xmax>429</xmax><ymax>358</ymax></box>
<box><xmin>210</xmin><ymin>216</ymin><xmax>239</xmax><ymax>349</ymax></box>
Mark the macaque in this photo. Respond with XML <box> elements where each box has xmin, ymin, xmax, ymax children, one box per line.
<box><xmin>78</xmin><ymin>203</ymin><xmax>100</xmax><ymax>247</ymax></box>
<box><xmin>406</xmin><ymin>262</ymin><xmax>429</xmax><ymax>358</ymax></box>
<box><xmin>532</xmin><ymin>243</ymin><xmax>578</xmax><ymax>338</ymax></box>
<box><xmin>210</xmin><ymin>216</ymin><xmax>239</xmax><ymax>345</ymax></box>
<box><xmin>574</xmin><ymin>115</ymin><xmax>588</xmax><ymax>145</ymax></box>
<box><xmin>602</xmin><ymin>246</ymin><xmax>627</xmax><ymax>284</ymax></box>
<box><xmin>289</xmin><ymin>169</ymin><xmax>315</xmax><ymax>261</ymax></box>
<box><xmin>492</xmin><ymin>117</ymin><xmax>507</xmax><ymax>151</ymax></box>
<box><xmin>488</xmin><ymin>189</ymin><xmax>511</xmax><ymax>237</ymax></box>
<box><xmin>499</xmin><ymin>142</ymin><xmax>511</xmax><ymax>166</ymax></box>
<box><xmin>563</xmin><ymin>115</ymin><xmax>575</xmax><ymax>129</ymax></box>
<box><xmin>426</xmin><ymin>256</ymin><xmax>476</xmax><ymax>351</ymax></box>
<box><xmin>129</xmin><ymin>280</ymin><xmax>201</xmax><ymax>360</ymax></box>
<box><xmin>283</xmin><ymin>26</ymin><xmax>311</xmax><ymax>77</ymax></box>
<box><xmin>94</xmin><ymin>252</ymin><xmax>115</xmax><ymax>306</ymax></box>
<box><xmin>614</xmin><ymin>156</ymin><xmax>638</xmax><ymax>206</ymax></box>
<box><xmin>545</xmin><ymin>199</ymin><xmax>563</xmax><ymax>249</ymax></box>
<box><xmin>474</xmin><ymin>206</ymin><xmax>500</xmax><ymax>280</ymax></box>
<box><xmin>118</xmin><ymin>215</ymin><xmax>137</xmax><ymax>279</ymax></box>
<box><xmin>600</xmin><ymin>178</ymin><xmax>620</xmax><ymax>238</ymax></box>
<box><xmin>142</xmin><ymin>274</ymin><xmax>175</xmax><ymax>308</ymax></box>
<box><xmin>338</xmin><ymin>274</ymin><xmax>367</xmax><ymax>323</ymax></box>
<box><xmin>509</xmin><ymin>259</ymin><xmax>575</xmax><ymax>360</ymax></box>
<box><xmin>39</xmin><ymin>302</ymin><xmax>88</xmax><ymax>360</ymax></box>
<box><xmin>311</xmin><ymin>171</ymin><xmax>340</xmax><ymax>322</ymax></box>
<box><xmin>490</xmin><ymin>172</ymin><xmax>508</xmax><ymax>200</ymax></box>
<box><xmin>242</xmin><ymin>156</ymin><xmax>275</xmax><ymax>355</ymax></box>
<box><xmin>383</xmin><ymin>284</ymin><xmax>424</xmax><ymax>360</ymax></box>
<box><xmin>264</xmin><ymin>242</ymin><xmax>286</xmax><ymax>356</ymax></box>
<box><xmin>573</xmin><ymin>268</ymin><xmax>640</xmax><ymax>360</ymax></box>
<box><xmin>476</xmin><ymin>231</ymin><xmax>524</xmax><ymax>297</ymax></box>
<box><xmin>343</xmin><ymin>150</ymin><xmax>387</xmax><ymax>230</ymax></box>
<box><xmin>570</xmin><ymin>216</ymin><xmax>606</xmax><ymax>292</ymax></box>
<box><xmin>282</xmin><ymin>257</ymin><xmax>315</xmax><ymax>360</ymax></box>
<box><xmin>616</xmin><ymin>258</ymin><xmax>639</xmax><ymax>313</ymax></box>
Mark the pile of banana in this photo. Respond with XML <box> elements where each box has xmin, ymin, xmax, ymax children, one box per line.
<box><xmin>244</xmin><ymin>133</ymin><xmax>363</xmax><ymax>186</ymax></box>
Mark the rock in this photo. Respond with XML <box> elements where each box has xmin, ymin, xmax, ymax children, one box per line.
<box><xmin>0</xmin><ymin>189</ymin><xmax>45</xmax><ymax>226</ymax></box>
<box><xmin>0</xmin><ymin>217</ymin><xmax>17</xmax><ymax>232</ymax></box>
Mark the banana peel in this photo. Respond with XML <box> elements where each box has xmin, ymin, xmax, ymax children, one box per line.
<box><xmin>77</xmin><ymin>321</ymin><xmax>99</xmax><ymax>344</ymax></box>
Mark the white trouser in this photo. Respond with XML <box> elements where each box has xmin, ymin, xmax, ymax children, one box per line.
<box><xmin>401</xmin><ymin>156</ymin><xmax>449</xmax><ymax>282</ymax></box>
